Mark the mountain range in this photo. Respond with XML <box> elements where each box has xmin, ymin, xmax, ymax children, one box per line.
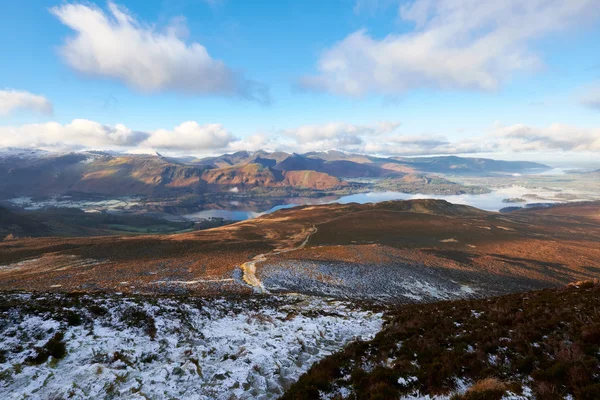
<box><xmin>0</xmin><ymin>148</ymin><xmax>550</xmax><ymax>199</ymax></box>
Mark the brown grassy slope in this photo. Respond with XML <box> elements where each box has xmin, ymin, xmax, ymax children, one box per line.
<box><xmin>282</xmin><ymin>170</ymin><xmax>346</xmax><ymax>190</ymax></box>
<box><xmin>281</xmin><ymin>282</ymin><xmax>600</xmax><ymax>400</ymax></box>
<box><xmin>283</xmin><ymin>200</ymin><xmax>600</xmax><ymax>288</ymax></box>
<box><xmin>0</xmin><ymin>200</ymin><xmax>598</xmax><ymax>296</ymax></box>
<box><xmin>0</xmin><ymin>202</ymin><xmax>353</xmax><ymax>294</ymax></box>
<box><xmin>0</xmin><ymin>153</ymin><xmax>346</xmax><ymax>198</ymax></box>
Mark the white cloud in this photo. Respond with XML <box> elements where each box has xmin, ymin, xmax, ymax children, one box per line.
<box><xmin>493</xmin><ymin>123</ymin><xmax>600</xmax><ymax>152</ymax></box>
<box><xmin>303</xmin><ymin>0</ymin><xmax>600</xmax><ymax>96</ymax></box>
<box><xmin>363</xmin><ymin>123</ymin><xmax>600</xmax><ymax>156</ymax></box>
<box><xmin>227</xmin><ymin>133</ymin><xmax>272</xmax><ymax>152</ymax></box>
<box><xmin>143</xmin><ymin>122</ymin><xmax>236</xmax><ymax>151</ymax></box>
<box><xmin>280</xmin><ymin>121</ymin><xmax>400</xmax><ymax>151</ymax></box>
<box><xmin>51</xmin><ymin>2</ymin><xmax>268</xmax><ymax>103</ymax></box>
<box><xmin>243</xmin><ymin>121</ymin><xmax>600</xmax><ymax>156</ymax></box>
<box><xmin>0</xmin><ymin>119</ymin><xmax>148</xmax><ymax>150</ymax></box>
<box><xmin>1</xmin><ymin>119</ymin><xmax>597</xmax><ymax>157</ymax></box>
<box><xmin>0</xmin><ymin>120</ymin><xmax>235</xmax><ymax>153</ymax></box>
<box><xmin>0</xmin><ymin>90</ymin><xmax>53</xmax><ymax>117</ymax></box>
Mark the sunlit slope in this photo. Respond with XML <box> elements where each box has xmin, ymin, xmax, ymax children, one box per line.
<box><xmin>0</xmin><ymin>200</ymin><xmax>598</xmax><ymax>300</ymax></box>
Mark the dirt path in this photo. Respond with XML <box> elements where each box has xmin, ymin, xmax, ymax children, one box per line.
<box><xmin>240</xmin><ymin>254</ymin><xmax>269</xmax><ymax>293</ymax></box>
<box><xmin>240</xmin><ymin>225</ymin><xmax>317</xmax><ymax>293</ymax></box>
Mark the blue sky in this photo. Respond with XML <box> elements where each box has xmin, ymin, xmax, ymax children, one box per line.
<box><xmin>0</xmin><ymin>0</ymin><xmax>599</xmax><ymax>163</ymax></box>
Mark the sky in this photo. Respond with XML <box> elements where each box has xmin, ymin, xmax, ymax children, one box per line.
<box><xmin>0</xmin><ymin>0</ymin><xmax>599</xmax><ymax>165</ymax></box>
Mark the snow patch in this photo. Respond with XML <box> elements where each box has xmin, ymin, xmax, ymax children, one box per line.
<box><xmin>0</xmin><ymin>293</ymin><xmax>383</xmax><ymax>399</ymax></box>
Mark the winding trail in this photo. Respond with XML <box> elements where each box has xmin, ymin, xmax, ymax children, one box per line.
<box><xmin>240</xmin><ymin>225</ymin><xmax>317</xmax><ymax>293</ymax></box>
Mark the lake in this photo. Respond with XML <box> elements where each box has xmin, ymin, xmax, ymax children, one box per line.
<box><xmin>182</xmin><ymin>185</ymin><xmax>577</xmax><ymax>222</ymax></box>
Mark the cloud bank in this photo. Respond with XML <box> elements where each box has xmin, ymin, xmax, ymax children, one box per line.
<box><xmin>280</xmin><ymin>121</ymin><xmax>401</xmax><ymax>151</ymax></box>
<box><xmin>51</xmin><ymin>2</ymin><xmax>269</xmax><ymax>103</ymax></box>
<box><xmin>0</xmin><ymin>90</ymin><xmax>53</xmax><ymax>117</ymax></box>
<box><xmin>0</xmin><ymin>120</ymin><xmax>149</xmax><ymax>150</ymax></box>
<box><xmin>303</xmin><ymin>0</ymin><xmax>600</xmax><ymax>96</ymax></box>
<box><xmin>1</xmin><ymin>119</ymin><xmax>598</xmax><ymax>157</ymax></box>
<box><xmin>240</xmin><ymin>121</ymin><xmax>600</xmax><ymax>156</ymax></box>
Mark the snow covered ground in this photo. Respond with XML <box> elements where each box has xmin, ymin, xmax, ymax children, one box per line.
<box><xmin>260</xmin><ymin>259</ymin><xmax>480</xmax><ymax>303</ymax></box>
<box><xmin>0</xmin><ymin>293</ymin><xmax>383</xmax><ymax>399</ymax></box>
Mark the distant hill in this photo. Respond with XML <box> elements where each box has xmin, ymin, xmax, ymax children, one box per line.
<box><xmin>393</xmin><ymin>155</ymin><xmax>549</xmax><ymax>174</ymax></box>
<box><xmin>0</xmin><ymin>206</ymin><xmax>53</xmax><ymax>238</ymax></box>
<box><xmin>0</xmin><ymin>149</ymin><xmax>550</xmax><ymax>199</ymax></box>
<box><xmin>0</xmin><ymin>206</ymin><xmax>193</xmax><ymax>238</ymax></box>
<box><xmin>300</xmin><ymin>151</ymin><xmax>550</xmax><ymax>175</ymax></box>
<box><xmin>0</xmin><ymin>153</ymin><xmax>214</xmax><ymax>197</ymax></box>
<box><xmin>0</xmin><ymin>151</ymin><xmax>347</xmax><ymax>198</ymax></box>
<box><xmin>274</xmin><ymin>153</ymin><xmax>399</xmax><ymax>178</ymax></box>
<box><xmin>282</xmin><ymin>170</ymin><xmax>346</xmax><ymax>190</ymax></box>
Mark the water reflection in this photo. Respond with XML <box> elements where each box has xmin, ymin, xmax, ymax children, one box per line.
<box><xmin>182</xmin><ymin>186</ymin><xmax>569</xmax><ymax>221</ymax></box>
<box><xmin>333</xmin><ymin>186</ymin><xmax>559</xmax><ymax>212</ymax></box>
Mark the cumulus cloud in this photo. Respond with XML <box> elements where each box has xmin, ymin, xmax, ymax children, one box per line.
<box><xmin>493</xmin><ymin>123</ymin><xmax>600</xmax><ymax>152</ymax></box>
<box><xmin>363</xmin><ymin>123</ymin><xmax>600</xmax><ymax>156</ymax></box>
<box><xmin>51</xmin><ymin>2</ymin><xmax>269</xmax><ymax>103</ymax></box>
<box><xmin>0</xmin><ymin>120</ymin><xmax>236</xmax><ymax>153</ymax></box>
<box><xmin>0</xmin><ymin>90</ymin><xmax>53</xmax><ymax>116</ymax></box>
<box><xmin>227</xmin><ymin>133</ymin><xmax>273</xmax><ymax>152</ymax></box>
<box><xmin>240</xmin><ymin>121</ymin><xmax>600</xmax><ymax>156</ymax></box>
<box><xmin>280</xmin><ymin>121</ymin><xmax>400</xmax><ymax>151</ymax></box>
<box><xmin>303</xmin><ymin>0</ymin><xmax>600</xmax><ymax>96</ymax></box>
<box><xmin>356</xmin><ymin>133</ymin><xmax>497</xmax><ymax>156</ymax></box>
<box><xmin>1</xmin><ymin>118</ymin><xmax>597</xmax><ymax>157</ymax></box>
<box><xmin>0</xmin><ymin>119</ymin><xmax>148</xmax><ymax>150</ymax></box>
<box><xmin>143</xmin><ymin>122</ymin><xmax>236</xmax><ymax>151</ymax></box>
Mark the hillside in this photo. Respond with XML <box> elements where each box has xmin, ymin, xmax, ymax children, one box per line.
<box><xmin>392</xmin><ymin>156</ymin><xmax>549</xmax><ymax>175</ymax></box>
<box><xmin>0</xmin><ymin>206</ymin><xmax>194</xmax><ymax>238</ymax></box>
<box><xmin>295</xmin><ymin>151</ymin><xmax>550</xmax><ymax>175</ymax></box>
<box><xmin>0</xmin><ymin>153</ymin><xmax>213</xmax><ymax>197</ymax></box>
<box><xmin>0</xmin><ymin>200</ymin><xmax>598</xmax><ymax>301</ymax></box>
<box><xmin>282</xmin><ymin>170</ymin><xmax>347</xmax><ymax>190</ymax></box>
<box><xmin>273</xmin><ymin>153</ymin><xmax>396</xmax><ymax>178</ymax></box>
<box><xmin>0</xmin><ymin>292</ymin><xmax>383</xmax><ymax>399</ymax></box>
<box><xmin>0</xmin><ymin>199</ymin><xmax>599</xmax><ymax>400</ymax></box>
<box><xmin>375</xmin><ymin>174</ymin><xmax>490</xmax><ymax>195</ymax></box>
<box><xmin>283</xmin><ymin>281</ymin><xmax>600</xmax><ymax>400</ymax></box>
<box><xmin>0</xmin><ymin>152</ymin><xmax>345</xmax><ymax>198</ymax></box>
<box><xmin>0</xmin><ymin>150</ymin><xmax>551</xmax><ymax>201</ymax></box>
<box><xmin>201</xmin><ymin>163</ymin><xmax>345</xmax><ymax>190</ymax></box>
<box><xmin>0</xmin><ymin>206</ymin><xmax>53</xmax><ymax>238</ymax></box>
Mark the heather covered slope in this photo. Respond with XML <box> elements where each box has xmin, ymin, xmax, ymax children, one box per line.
<box><xmin>258</xmin><ymin>200</ymin><xmax>600</xmax><ymax>301</ymax></box>
<box><xmin>282</xmin><ymin>281</ymin><xmax>600</xmax><ymax>400</ymax></box>
<box><xmin>0</xmin><ymin>200</ymin><xmax>598</xmax><ymax>301</ymax></box>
